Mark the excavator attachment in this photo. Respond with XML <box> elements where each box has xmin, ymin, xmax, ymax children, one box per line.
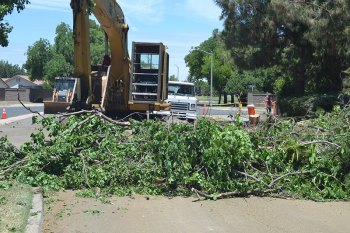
<box><xmin>43</xmin><ymin>78</ymin><xmax>79</xmax><ymax>114</ymax></box>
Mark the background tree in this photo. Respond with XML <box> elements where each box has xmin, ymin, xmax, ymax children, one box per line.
<box><xmin>89</xmin><ymin>19</ymin><xmax>105</xmax><ymax>65</ymax></box>
<box><xmin>24</xmin><ymin>19</ymin><xmax>106</xmax><ymax>86</ymax></box>
<box><xmin>0</xmin><ymin>0</ymin><xmax>30</xmax><ymax>47</ymax></box>
<box><xmin>202</xmin><ymin>54</ymin><xmax>232</xmax><ymax>104</ymax></box>
<box><xmin>54</xmin><ymin>22</ymin><xmax>74</xmax><ymax>65</ymax></box>
<box><xmin>169</xmin><ymin>74</ymin><xmax>178</xmax><ymax>81</ymax></box>
<box><xmin>0</xmin><ymin>60</ymin><xmax>26</xmax><ymax>78</ymax></box>
<box><xmin>224</xmin><ymin>70</ymin><xmax>245</xmax><ymax>102</ymax></box>
<box><xmin>225</xmin><ymin>66</ymin><xmax>280</xmax><ymax>98</ymax></box>
<box><xmin>44</xmin><ymin>53</ymin><xmax>72</xmax><ymax>86</ymax></box>
<box><xmin>277</xmin><ymin>0</ymin><xmax>350</xmax><ymax>94</ymax></box>
<box><xmin>193</xmin><ymin>80</ymin><xmax>210</xmax><ymax>96</ymax></box>
<box><xmin>53</xmin><ymin>20</ymin><xmax>104</xmax><ymax>66</ymax></box>
<box><xmin>185</xmin><ymin>34</ymin><xmax>217</xmax><ymax>81</ymax></box>
<box><xmin>214</xmin><ymin>0</ymin><xmax>350</xmax><ymax>97</ymax></box>
<box><xmin>24</xmin><ymin>38</ymin><xmax>53</xmax><ymax>81</ymax></box>
<box><xmin>185</xmin><ymin>31</ymin><xmax>237</xmax><ymax>103</ymax></box>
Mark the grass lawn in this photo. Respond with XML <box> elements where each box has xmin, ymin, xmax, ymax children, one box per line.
<box><xmin>0</xmin><ymin>181</ymin><xmax>33</xmax><ymax>233</ymax></box>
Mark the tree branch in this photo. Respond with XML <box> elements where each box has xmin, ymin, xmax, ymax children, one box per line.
<box><xmin>17</xmin><ymin>90</ymin><xmax>44</xmax><ymax>118</ymax></box>
<box><xmin>191</xmin><ymin>188</ymin><xmax>273</xmax><ymax>200</ymax></box>
<box><xmin>234</xmin><ymin>170</ymin><xmax>265</xmax><ymax>184</ymax></box>
<box><xmin>268</xmin><ymin>171</ymin><xmax>310</xmax><ymax>188</ymax></box>
<box><xmin>59</xmin><ymin>110</ymin><xmax>130</xmax><ymax>126</ymax></box>
<box><xmin>0</xmin><ymin>159</ymin><xmax>27</xmax><ymax>176</ymax></box>
<box><xmin>79</xmin><ymin>153</ymin><xmax>91</xmax><ymax>188</ymax></box>
<box><xmin>300</xmin><ymin>140</ymin><xmax>340</xmax><ymax>148</ymax></box>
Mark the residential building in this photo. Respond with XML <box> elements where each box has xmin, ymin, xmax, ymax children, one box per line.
<box><xmin>2</xmin><ymin>75</ymin><xmax>44</xmax><ymax>89</ymax></box>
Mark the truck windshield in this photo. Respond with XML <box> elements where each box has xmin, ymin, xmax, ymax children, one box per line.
<box><xmin>168</xmin><ymin>83</ymin><xmax>195</xmax><ymax>97</ymax></box>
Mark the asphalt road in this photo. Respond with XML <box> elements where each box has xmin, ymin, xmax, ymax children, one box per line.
<box><xmin>198</xmin><ymin>105</ymin><xmax>267</xmax><ymax>117</ymax></box>
<box><xmin>0</xmin><ymin>102</ymin><xmax>265</xmax><ymax>122</ymax></box>
<box><xmin>0</xmin><ymin>103</ymin><xmax>44</xmax><ymax>118</ymax></box>
<box><xmin>0</xmin><ymin>102</ymin><xmax>234</xmax><ymax>117</ymax></box>
<box><xmin>0</xmin><ymin>101</ymin><xmax>271</xmax><ymax>120</ymax></box>
<box><xmin>198</xmin><ymin>106</ymin><xmax>239</xmax><ymax>116</ymax></box>
<box><xmin>0</xmin><ymin>103</ymin><xmax>235</xmax><ymax>147</ymax></box>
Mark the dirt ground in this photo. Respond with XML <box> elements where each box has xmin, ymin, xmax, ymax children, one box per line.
<box><xmin>43</xmin><ymin>191</ymin><xmax>350</xmax><ymax>233</ymax></box>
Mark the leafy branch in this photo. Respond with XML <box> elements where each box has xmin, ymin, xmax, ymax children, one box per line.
<box><xmin>1</xmin><ymin>105</ymin><xmax>349</xmax><ymax>201</ymax></box>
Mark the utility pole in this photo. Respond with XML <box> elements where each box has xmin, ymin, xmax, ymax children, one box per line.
<box><xmin>175</xmin><ymin>64</ymin><xmax>179</xmax><ymax>81</ymax></box>
<box><xmin>194</xmin><ymin>49</ymin><xmax>213</xmax><ymax>116</ymax></box>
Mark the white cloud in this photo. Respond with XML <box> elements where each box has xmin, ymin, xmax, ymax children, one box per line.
<box><xmin>119</xmin><ymin>0</ymin><xmax>165</xmax><ymax>24</ymax></box>
<box><xmin>27</xmin><ymin>0</ymin><xmax>71</xmax><ymax>13</ymax></box>
<box><xmin>27</xmin><ymin>0</ymin><xmax>166</xmax><ymax>24</ymax></box>
<box><xmin>185</xmin><ymin>0</ymin><xmax>221</xmax><ymax>21</ymax></box>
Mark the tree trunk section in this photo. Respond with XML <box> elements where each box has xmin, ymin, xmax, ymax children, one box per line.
<box><xmin>223</xmin><ymin>93</ymin><xmax>228</xmax><ymax>104</ymax></box>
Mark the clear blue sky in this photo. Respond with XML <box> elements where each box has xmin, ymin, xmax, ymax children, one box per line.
<box><xmin>0</xmin><ymin>0</ymin><xmax>223</xmax><ymax>80</ymax></box>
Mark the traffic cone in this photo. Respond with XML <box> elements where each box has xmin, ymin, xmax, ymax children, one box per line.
<box><xmin>1</xmin><ymin>108</ymin><xmax>7</xmax><ymax>119</ymax></box>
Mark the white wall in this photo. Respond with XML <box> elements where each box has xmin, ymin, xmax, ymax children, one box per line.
<box><xmin>5</xmin><ymin>76</ymin><xmax>37</xmax><ymax>89</ymax></box>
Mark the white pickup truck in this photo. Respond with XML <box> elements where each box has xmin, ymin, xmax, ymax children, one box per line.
<box><xmin>166</xmin><ymin>81</ymin><xmax>197</xmax><ymax>121</ymax></box>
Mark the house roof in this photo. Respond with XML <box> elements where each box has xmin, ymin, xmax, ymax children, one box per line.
<box><xmin>0</xmin><ymin>78</ymin><xmax>9</xmax><ymax>87</ymax></box>
<box><xmin>33</xmin><ymin>80</ymin><xmax>44</xmax><ymax>85</ymax></box>
<box><xmin>3</xmin><ymin>75</ymin><xmax>44</xmax><ymax>86</ymax></box>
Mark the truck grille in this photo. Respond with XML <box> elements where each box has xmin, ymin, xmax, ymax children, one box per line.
<box><xmin>170</xmin><ymin>102</ymin><xmax>188</xmax><ymax>111</ymax></box>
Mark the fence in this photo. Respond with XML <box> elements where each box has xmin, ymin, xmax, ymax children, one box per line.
<box><xmin>248</xmin><ymin>93</ymin><xmax>277</xmax><ymax>107</ymax></box>
<box><xmin>0</xmin><ymin>88</ymin><xmax>53</xmax><ymax>102</ymax></box>
<box><xmin>0</xmin><ymin>88</ymin><xmax>5</xmax><ymax>101</ymax></box>
<box><xmin>30</xmin><ymin>89</ymin><xmax>53</xmax><ymax>102</ymax></box>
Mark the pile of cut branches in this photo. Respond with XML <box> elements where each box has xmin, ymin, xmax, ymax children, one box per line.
<box><xmin>0</xmin><ymin>106</ymin><xmax>349</xmax><ymax>200</ymax></box>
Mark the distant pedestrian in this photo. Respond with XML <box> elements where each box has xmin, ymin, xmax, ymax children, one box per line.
<box><xmin>265</xmin><ymin>95</ymin><xmax>272</xmax><ymax>114</ymax></box>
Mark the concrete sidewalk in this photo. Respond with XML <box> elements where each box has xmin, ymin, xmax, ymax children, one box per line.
<box><xmin>0</xmin><ymin>117</ymin><xmax>40</xmax><ymax>147</ymax></box>
<box><xmin>0</xmin><ymin>112</ymin><xmax>43</xmax><ymax>126</ymax></box>
<box><xmin>201</xmin><ymin>105</ymin><xmax>268</xmax><ymax>123</ymax></box>
<box><xmin>0</xmin><ymin>101</ymin><xmax>43</xmax><ymax>108</ymax></box>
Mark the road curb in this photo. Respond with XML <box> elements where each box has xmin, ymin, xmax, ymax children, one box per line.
<box><xmin>0</xmin><ymin>103</ymin><xmax>44</xmax><ymax>108</ymax></box>
<box><xmin>0</xmin><ymin>112</ymin><xmax>43</xmax><ymax>126</ymax></box>
<box><xmin>25</xmin><ymin>187</ymin><xmax>44</xmax><ymax>233</ymax></box>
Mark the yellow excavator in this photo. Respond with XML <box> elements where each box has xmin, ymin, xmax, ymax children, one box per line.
<box><xmin>44</xmin><ymin>0</ymin><xmax>170</xmax><ymax>116</ymax></box>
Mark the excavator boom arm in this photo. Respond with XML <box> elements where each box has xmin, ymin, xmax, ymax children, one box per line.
<box><xmin>45</xmin><ymin>0</ymin><xmax>170</xmax><ymax>115</ymax></box>
<box><xmin>71</xmin><ymin>0</ymin><xmax>130</xmax><ymax>110</ymax></box>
